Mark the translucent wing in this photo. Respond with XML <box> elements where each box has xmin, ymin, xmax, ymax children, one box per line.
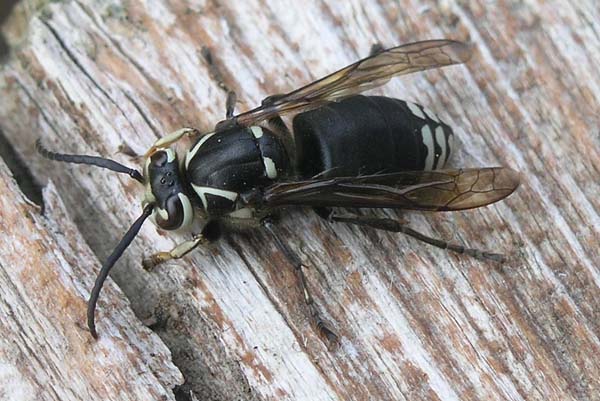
<box><xmin>259</xmin><ymin>168</ymin><xmax>519</xmax><ymax>211</ymax></box>
<box><xmin>233</xmin><ymin>40</ymin><xmax>472</xmax><ymax>126</ymax></box>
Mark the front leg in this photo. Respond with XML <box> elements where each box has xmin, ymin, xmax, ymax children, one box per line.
<box><xmin>201</xmin><ymin>46</ymin><xmax>238</xmax><ymax>119</ymax></box>
<box><xmin>143</xmin><ymin>220</ymin><xmax>221</xmax><ymax>270</ymax></box>
<box><xmin>145</xmin><ymin>127</ymin><xmax>201</xmax><ymax>157</ymax></box>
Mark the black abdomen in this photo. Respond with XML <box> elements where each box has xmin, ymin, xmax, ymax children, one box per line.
<box><xmin>293</xmin><ymin>95</ymin><xmax>454</xmax><ymax>178</ymax></box>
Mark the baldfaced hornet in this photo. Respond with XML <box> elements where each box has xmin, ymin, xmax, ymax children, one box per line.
<box><xmin>37</xmin><ymin>40</ymin><xmax>519</xmax><ymax>343</ymax></box>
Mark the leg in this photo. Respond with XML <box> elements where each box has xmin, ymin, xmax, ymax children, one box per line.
<box><xmin>143</xmin><ymin>221</ymin><xmax>221</xmax><ymax>270</ymax></box>
<box><xmin>202</xmin><ymin>46</ymin><xmax>238</xmax><ymax>119</ymax></box>
<box><xmin>142</xmin><ymin>234</ymin><xmax>207</xmax><ymax>270</ymax></box>
<box><xmin>331</xmin><ymin>213</ymin><xmax>506</xmax><ymax>263</ymax></box>
<box><xmin>369</xmin><ymin>42</ymin><xmax>385</xmax><ymax>56</ymax></box>
<box><xmin>202</xmin><ymin>46</ymin><xmax>229</xmax><ymax>92</ymax></box>
<box><xmin>225</xmin><ymin>90</ymin><xmax>237</xmax><ymax>119</ymax></box>
<box><xmin>261</xmin><ymin>93</ymin><xmax>286</xmax><ymax>106</ymax></box>
<box><xmin>145</xmin><ymin>127</ymin><xmax>201</xmax><ymax>157</ymax></box>
<box><xmin>262</xmin><ymin>219</ymin><xmax>339</xmax><ymax>345</ymax></box>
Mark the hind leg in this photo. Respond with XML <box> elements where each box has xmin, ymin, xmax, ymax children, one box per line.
<box><xmin>331</xmin><ymin>213</ymin><xmax>506</xmax><ymax>263</ymax></box>
<box><xmin>263</xmin><ymin>218</ymin><xmax>339</xmax><ymax>346</ymax></box>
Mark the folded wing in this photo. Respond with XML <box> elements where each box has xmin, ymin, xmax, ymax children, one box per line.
<box><xmin>261</xmin><ymin>168</ymin><xmax>519</xmax><ymax>211</ymax></box>
<box><xmin>234</xmin><ymin>40</ymin><xmax>472</xmax><ymax>126</ymax></box>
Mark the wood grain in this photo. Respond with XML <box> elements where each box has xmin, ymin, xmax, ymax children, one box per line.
<box><xmin>0</xmin><ymin>1</ymin><xmax>599</xmax><ymax>400</ymax></box>
<box><xmin>0</xmin><ymin>159</ymin><xmax>182</xmax><ymax>400</ymax></box>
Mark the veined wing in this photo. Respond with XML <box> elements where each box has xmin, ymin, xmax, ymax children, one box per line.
<box><xmin>260</xmin><ymin>168</ymin><xmax>519</xmax><ymax>211</ymax></box>
<box><xmin>233</xmin><ymin>40</ymin><xmax>472</xmax><ymax>126</ymax></box>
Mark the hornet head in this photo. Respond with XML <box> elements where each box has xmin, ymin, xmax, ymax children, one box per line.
<box><xmin>142</xmin><ymin>147</ymin><xmax>194</xmax><ymax>231</ymax></box>
<box><xmin>35</xmin><ymin>139</ymin><xmax>194</xmax><ymax>339</ymax></box>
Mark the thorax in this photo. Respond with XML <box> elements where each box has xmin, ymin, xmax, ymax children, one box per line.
<box><xmin>184</xmin><ymin>126</ymin><xmax>289</xmax><ymax>216</ymax></box>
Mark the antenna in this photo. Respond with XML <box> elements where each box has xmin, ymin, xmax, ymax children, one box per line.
<box><xmin>36</xmin><ymin>139</ymin><xmax>143</xmax><ymax>183</ymax></box>
<box><xmin>87</xmin><ymin>204</ymin><xmax>154</xmax><ymax>338</ymax></box>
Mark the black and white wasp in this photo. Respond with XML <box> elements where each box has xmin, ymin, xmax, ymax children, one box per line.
<box><xmin>37</xmin><ymin>40</ymin><xmax>519</xmax><ymax>342</ymax></box>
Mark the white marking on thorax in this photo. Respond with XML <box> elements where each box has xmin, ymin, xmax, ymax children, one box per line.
<box><xmin>191</xmin><ymin>184</ymin><xmax>238</xmax><ymax>210</ymax></box>
<box><xmin>250</xmin><ymin>126</ymin><xmax>277</xmax><ymax>179</ymax></box>
<box><xmin>434</xmin><ymin>126</ymin><xmax>447</xmax><ymax>169</ymax></box>
<box><xmin>228</xmin><ymin>208</ymin><xmax>254</xmax><ymax>219</ymax></box>
<box><xmin>185</xmin><ymin>133</ymin><xmax>215</xmax><ymax>169</ymax></box>
<box><xmin>250</xmin><ymin>126</ymin><xmax>264</xmax><ymax>138</ymax></box>
<box><xmin>423</xmin><ymin>107</ymin><xmax>440</xmax><ymax>123</ymax></box>
<box><xmin>406</xmin><ymin>101</ymin><xmax>426</xmax><ymax>119</ymax></box>
<box><xmin>421</xmin><ymin>125</ymin><xmax>435</xmax><ymax>170</ymax></box>
<box><xmin>263</xmin><ymin>157</ymin><xmax>277</xmax><ymax>179</ymax></box>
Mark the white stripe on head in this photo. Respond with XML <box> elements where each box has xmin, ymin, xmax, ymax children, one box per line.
<box><xmin>165</xmin><ymin>148</ymin><xmax>176</xmax><ymax>163</ymax></box>
<box><xmin>156</xmin><ymin>207</ymin><xmax>168</xmax><ymax>220</ymax></box>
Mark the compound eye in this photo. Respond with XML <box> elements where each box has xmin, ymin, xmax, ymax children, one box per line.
<box><xmin>154</xmin><ymin>193</ymin><xmax>193</xmax><ymax>230</ymax></box>
<box><xmin>155</xmin><ymin>195</ymin><xmax>183</xmax><ymax>230</ymax></box>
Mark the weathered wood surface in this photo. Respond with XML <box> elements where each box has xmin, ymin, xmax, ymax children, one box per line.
<box><xmin>1</xmin><ymin>1</ymin><xmax>599</xmax><ymax>400</ymax></box>
<box><xmin>0</xmin><ymin>159</ymin><xmax>182</xmax><ymax>400</ymax></box>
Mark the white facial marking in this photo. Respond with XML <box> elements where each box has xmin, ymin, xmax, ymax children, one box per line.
<box><xmin>421</xmin><ymin>125</ymin><xmax>435</xmax><ymax>170</ymax></box>
<box><xmin>435</xmin><ymin>126</ymin><xmax>447</xmax><ymax>169</ymax></box>
<box><xmin>156</xmin><ymin>207</ymin><xmax>168</xmax><ymax>221</ymax></box>
<box><xmin>165</xmin><ymin>148</ymin><xmax>176</xmax><ymax>163</ymax></box>
<box><xmin>250</xmin><ymin>126</ymin><xmax>264</xmax><ymax>139</ymax></box>
<box><xmin>263</xmin><ymin>157</ymin><xmax>277</xmax><ymax>179</ymax></box>
<box><xmin>144</xmin><ymin>156</ymin><xmax>151</xmax><ymax>177</ymax></box>
<box><xmin>406</xmin><ymin>101</ymin><xmax>426</xmax><ymax>120</ymax></box>
<box><xmin>149</xmin><ymin>207</ymin><xmax>165</xmax><ymax>226</ymax></box>
<box><xmin>423</xmin><ymin>107</ymin><xmax>440</xmax><ymax>123</ymax></box>
<box><xmin>143</xmin><ymin>182</ymin><xmax>156</xmax><ymax>205</ymax></box>
<box><xmin>191</xmin><ymin>184</ymin><xmax>238</xmax><ymax>209</ymax></box>
<box><xmin>179</xmin><ymin>193</ymin><xmax>194</xmax><ymax>228</ymax></box>
<box><xmin>186</xmin><ymin>133</ymin><xmax>215</xmax><ymax>169</ymax></box>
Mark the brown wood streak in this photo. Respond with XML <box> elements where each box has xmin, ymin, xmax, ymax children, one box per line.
<box><xmin>0</xmin><ymin>0</ymin><xmax>598</xmax><ymax>400</ymax></box>
<box><xmin>0</xmin><ymin>159</ymin><xmax>182</xmax><ymax>400</ymax></box>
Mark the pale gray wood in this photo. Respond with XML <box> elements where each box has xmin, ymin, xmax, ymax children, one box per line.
<box><xmin>0</xmin><ymin>1</ymin><xmax>599</xmax><ymax>400</ymax></box>
<box><xmin>0</xmin><ymin>159</ymin><xmax>182</xmax><ymax>400</ymax></box>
